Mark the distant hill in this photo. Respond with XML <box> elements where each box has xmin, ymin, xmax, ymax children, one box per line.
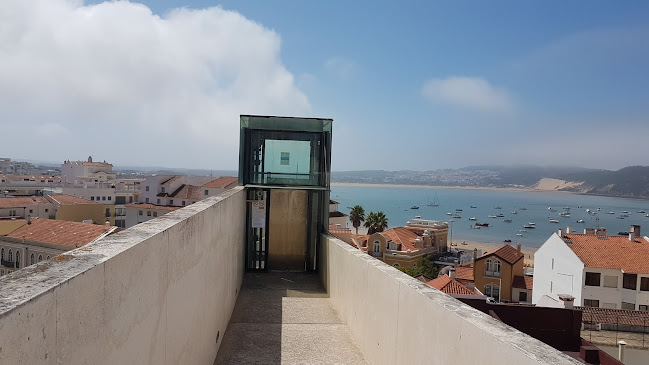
<box><xmin>332</xmin><ymin>166</ymin><xmax>649</xmax><ymax>199</ymax></box>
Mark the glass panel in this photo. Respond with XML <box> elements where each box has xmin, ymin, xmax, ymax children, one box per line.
<box><xmin>264</xmin><ymin>140</ymin><xmax>311</xmax><ymax>180</ymax></box>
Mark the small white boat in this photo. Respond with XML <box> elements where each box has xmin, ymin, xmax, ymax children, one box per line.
<box><xmin>449</xmin><ymin>219</ymin><xmax>455</xmax><ymax>222</ymax></box>
<box><xmin>597</xmin><ymin>208</ymin><xmax>601</xmax><ymax>211</ymax></box>
<box><xmin>549</xmin><ymin>219</ymin><xmax>560</xmax><ymax>223</ymax></box>
<box><xmin>528</xmin><ymin>222</ymin><xmax>536</xmax><ymax>226</ymax></box>
<box><xmin>519</xmin><ymin>229</ymin><xmax>527</xmax><ymax>232</ymax></box>
<box><xmin>607</xmin><ymin>211</ymin><xmax>615</xmax><ymax>214</ymax></box>
<box><xmin>488</xmin><ymin>215</ymin><xmax>497</xmax><ymax>218</ymax></box>
<box><xmin>548</xmin><ymin>207</ymin><xmax>557</xmax><ymax>212</ymax></box>
<box><xmin>511</xmin><ymin>211</ymin><xmax>518</xmax><ymax>214</ymax></box>
<box><xmin>577</xmin><ymin>219</ymin><xmax>585</xmax><ymax>223</ymax></box>
<box><xmin>516</xmin><ymin>233</ymin><xmax>523</xmax><ymax>236</ymax></box>
<box><xmin>447</xmin><ymin>212</ymin><xmax>453</xmax><ymax>215</ymax></box>
<box><xmin>494</xmin><ymin>206</ymin><xmax>502</xmax><ymax>209</ymax></box>
<box><xmin>519</xmin><ymin>207</ymin><xmax>527</xmax><ymax>210</ymax></box>
<box><xmin>469</xmin><ymin>217</ymin><xmax>477</xmax><ymax>221</ymax></box>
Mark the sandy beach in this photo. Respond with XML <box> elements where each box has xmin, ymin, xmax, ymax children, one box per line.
<box><xmin>332</xmin><ymin>181</ymin><xmax>574</xmax><ymax>195</ymax></box>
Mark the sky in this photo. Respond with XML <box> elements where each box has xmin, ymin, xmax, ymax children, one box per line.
<box><xmin>1</xmin><ymin>1</ymin><xmax>648</xmax><ymax>171</ymax></box>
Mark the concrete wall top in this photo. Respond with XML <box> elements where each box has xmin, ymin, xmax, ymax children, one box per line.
<box><xmin>0</xmin><ymin>186</ymin><xmax>246</xmax><ymax>365</ymax></box>
<box><xmin>320</xmin><ymin>234</ymin><xmax>583</xmax><ymax>365</ymax></box>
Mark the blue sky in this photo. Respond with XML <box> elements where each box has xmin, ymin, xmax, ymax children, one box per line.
<box><xmin>2</xmin><ymin>1</ymin><xmax>649</xmax><ymax>171</ymax></box>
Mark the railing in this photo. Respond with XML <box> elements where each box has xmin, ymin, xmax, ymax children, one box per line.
<box><xmin>485</xmin><ymin>270</ymin><xmax>501</xmax><ymax>278</ymax></box>
<box><xmin>580</xmin><ymin>307</ymin><xmax>649</xmax><ymax>348</ymax></box>
<box><xmin>1</xmin><ymin>259</ymin><xmax>14</xmax><ymax>268</ymax></box>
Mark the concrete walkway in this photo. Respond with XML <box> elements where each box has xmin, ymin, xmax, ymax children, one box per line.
<box><xmin>215</xmin><ymin>272</ymin><xmax>368</xmax><ymax>365</ymax></box>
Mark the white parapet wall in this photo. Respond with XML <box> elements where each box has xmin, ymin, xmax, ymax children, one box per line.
<box><xmin>0</xmin><ymin>186</ymin><xmax>246</xmax><ymax>365</ymax></box>
<box><xmin>319</xmin><ymin>234</ymin><xmax>583</xmax><ymax>365</ymax></box>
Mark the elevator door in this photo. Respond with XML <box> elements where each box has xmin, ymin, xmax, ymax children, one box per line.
<box><xmin>268</xmin><ymin>189</ymin><xmax>308</xmax><ymax>271</ymax></box>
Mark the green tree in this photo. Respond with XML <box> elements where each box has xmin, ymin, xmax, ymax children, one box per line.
<box><xmin>364</xmin><ymin>211</ymin><xmax>389</xmax><ymax>234</ymax></box>
<box><xmin>398</xmin><ymin>256</ymin><xmax>439</xmax><ymax>279</ymax></box>
<box><xmin>348</xmin><ymin>205</ymin><xmax>365</xmax><ymax>234</ymax></box>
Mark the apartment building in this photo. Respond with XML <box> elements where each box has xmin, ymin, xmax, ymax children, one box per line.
<box><xmin>61</xmin><ymin>156</ymin><xmax>115</xmax><ymax>184</ymax></box>
<box><xmin>533</xmin><ymin>225</ymin><xmax>649</xmax><ymax>310</ymax></box>
<box><xmin>328</xmin><ymin>199</ymin><xmax>348</xmax><ymax>228</ymax></box>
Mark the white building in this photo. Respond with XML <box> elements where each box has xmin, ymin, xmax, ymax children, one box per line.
<box><xmin>124</xmin><ymin>203</ymin><xmax>181</xmax><ymax>227</ymax></box>
<box><xmin>328</xmin><ymin>199</ymin><xmax>348</xmax><ymax>228</ymax></box>
<box><xmin>61</xmin><ymin>156</ymin><xmax>115</xmax><ymax>184</ymax></box>
<box><xmin>533</xmin><ymin>225</ymin><xmax>649</xmax><ymax>311</ymax></box>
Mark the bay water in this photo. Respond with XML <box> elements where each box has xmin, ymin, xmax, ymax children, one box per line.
<box><xmin>331</xmin><ymin>184</ymin><xmax>649</xmax><ymax>249</ymax></box>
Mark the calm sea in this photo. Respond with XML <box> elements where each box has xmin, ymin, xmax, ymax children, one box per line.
<box><xmin>330</xmin><ymin>184</ymin><xmax>649</xmax><ymax>249</ymax></box>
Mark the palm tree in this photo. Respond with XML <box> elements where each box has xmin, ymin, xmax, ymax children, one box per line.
<box><xmin>374</xmin><ymin>211</ymin><xmax>388</xmax><ymax>232</ymax></box>
<box><xmin>364</xmin><ymin>212</ymin><xmax>378</xmax><ymax>234</ymax></box>
<box><xmin>364</xmin><ymin>211</ymin><xmax>389</xmax><ymax>235</ymax></box>
<box><xmin>349</xmin><ymin>205</ymin><xmax>365</xmax><ymax>234</ymax></box>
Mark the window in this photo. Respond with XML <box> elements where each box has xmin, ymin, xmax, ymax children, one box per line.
<box><xmin>38</xmin><ymin>255</ymin><xmax>42</xmax><ymax>262</ymax></box>
<box><xmin>205</xmin><ymin>190</ymin><xmax>209</xmax><ymax>196</ymax></box>
<box><xmin>108</xmin><ymin>196</ymin><xmax>112</xmax><ymax>201</ymax></box>
<box><xmin>96</xmin><ymin>196</ymin><xmax>100</xmax><ymax>201</ymax></box>
<box><xmin>585</xmin><ymin>272</ymin><xmax>601</xmax><ymax>286</ymax></box>
<box><xmin>161</xmin><ymin>187</ymin><xmax>165</xmax><ymax>193</ymax></box>
<box><xmin>138</xmin><ymin>210</ymin><xmax>143</xmax><ymax>216</ymax></box>
<box><xmin>373</xmin><ymin>241</ymin><xmax>380</xmax><ymax>253</ymax></box>
<box><xmin>389</xmin><ymin>242</ymin><xmax>397</xmax><ymax>251</ymax></box>
<box><xmin>45</xmin><ymin>208</ymin><xmax>48</xmax><ymax>213</ymax></box>
<box><xmin>8</xmin><ymin>250</ymin><xmax>12</xmax><ymax>261</ymax></box>
<box><xmin>9</xmin><ymin>210</ymin><xmax>16</xmax><ymax>216</ymax></box>
<box><xmin>29</xmin><ymin>209</ymin><xmax>33</xmax><ymax>214</ymax></box>
<box><xmin>603</xmin><ymin>275</ymin><xmax>618</xmax><ymax>288</ymax></box>
<box><xmin>552</xmin><ymin>258</ymin><xmax>554</xmax><ymax>270</ymax></box>
<box><xmin>129</xmin><ymin>197</ymin><xmax>133</xmax><ymax>203</ymax></box>
<box><xmin>641</xmin><ymin>277</ymin><xmax>649</xmax><ymax>291</ymax></box>
<box><xmin>157</xmin><ymin>199</ymin><xmax>160</xmax><ymax>204</ymax></box>
<box><xmin>1</xmin><ymin>248</ymin><xmax>4</xmax><ymax>260</ymax></box>
<box><xmin>146</xmin><ymin>186</ymin><xmax>150</xmax><ymax>191</ymax></box>
<box><xmin>91</xmin><ymin>196</ymin><xmax>95</xmax><ymax>201</ymax></box>
<box><xmin>169</xmin><ymin>199</ymin><xmax>174</xmax><ymax>205</ymax></box>
<box><xmin>145</xmin><ymin>198</ymin><xmax>149</xmax><ymax>203</ymax></box>
<box><xmin>623</xmin><ymin>273</ymin><xmax>638</xmax><ymax>290</ymax></box>
<box><xmin>15</xmin><ymin>251</ymin><xmax>19</xmax><ymax>268</ymax></box>
<box><xmin>621</xmin><ymin>302</ymin><xmax>636</xmax><ymax>310</ymax></box>
<box><xmin>182</xmin><ymin>201</ymin><xmax>186</xmax><ymax>206</ymax></box>
<box><xmin>30</xmin><ymin>253</ymin><xmax>34</xmax><ymax>265</ymax></box>
<box><xmin>147</xmin><ymin>211</ymin><xmax>151</xmax><ymax>217</ymax></box>
<box><xmin>102</xmin><ymin>196</ymin><xmax>106</xmax><ymax>201</ymax></box>
<box><xmin>485</xmin><ymin>258</ymin><xmax>501</xmax><ymax>277</ymax></box>
<box><xmin>518</xmin><ymin>291</ymin><xmax>528</xmax><ymax>302</ymax></box>
<box><xmin>153</xmin><ymin>212</ymin><xmax>158</xmax><ymax>217</ymax></box>
<box><xmin>484</xmin><ymin>284</ymin><xmax>500</xmax><ymax>300</ymax></box>
<box><xmin>47</xmin><ymin>256</ymin><xmax>50</xmax><ymax>260</ymax></box>
<box><xmin>106</xmin><ymin>208</ymin><xmax>110</xmax><ymax>217</ymax></box>
<box><xmin>584</xmin><ymin>299</ymin><xmax>599</xmax><ymax>308</ymax></box>
<box><xmin>0</xmin><ymin>269</ymin><xmax>3</xmax><ymax>276</ymax></box>
<box><xmin>640</xmin><ymin>305</ymin><xmax>648</xmax><ymax>311</ymax></box>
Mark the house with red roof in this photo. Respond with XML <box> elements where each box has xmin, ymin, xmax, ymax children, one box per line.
<box><xmin>472</xmin><ymin>244</ymin><xmax>530</xmax><ymax>303</ymax></box>
<box><xmin>533</xmin><ymin>225</ymin><xmax>649</xmax><ymax>311</ymax></box>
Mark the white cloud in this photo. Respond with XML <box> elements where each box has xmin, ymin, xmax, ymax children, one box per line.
<box><xmin>421</xmin><ymin>76</ymin><xmax>514</xmax><ymax>113</ymax></box>
<box><xmin>0</xmin><ymin>0</ymin><xmax>310</xmax><ymax>168</ymax></box>
<box><xmin>325</xmin><ymin>57</ymin><xmax>355</xmax><ymax>80</ymax></box>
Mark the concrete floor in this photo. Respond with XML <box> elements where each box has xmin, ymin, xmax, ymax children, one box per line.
<box><xmin>214</xmin><ymin>272</ymin><xmax>368</xmax><ymax>365</ymax></box>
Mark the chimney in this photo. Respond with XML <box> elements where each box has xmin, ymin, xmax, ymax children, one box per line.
<box><xmin>630</xmin><ymin>225</ymin><xmax>641</xmax><ymax>241</ymax></box>
<box><xmin>558</xmin><ymin>294</ymin><xmax>574</xmax><ymax>309</ymax></box>
<box><xmin>473</xmin><ymin>248</ymin><xmax>478</xmax><ymax>264</ymax></box>
<box><xmin>566</xmin><ymin>226</ymin><xmax>573</xmax><ymax>234</ymax></box>
<box><xmin>517</xmin><ymin>243</ymin><xmax>521</xmax><ymax>255</ymax></box>
<box><xmin>558</xmin><ymin>228</ymin><xmax>563</xmax><ymax>237</ymax></box>
<box><xmin>27</xmin><ymin>215</ymin><xmax>31</xmax><ymax>224</ymax></box>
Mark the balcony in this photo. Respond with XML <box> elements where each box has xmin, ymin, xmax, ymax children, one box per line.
<box><xmin>485</xmin><ymin>270</ymin><xmax>502</xmax><ymax>278</ymax></box>
<box><xmin>0</xmin><ymin>186</ymin><xmax>582</xmax><ymax>364</ymax></box>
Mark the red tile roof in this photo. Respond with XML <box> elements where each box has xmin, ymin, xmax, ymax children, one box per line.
<box><xmin>512</xmin><ymin>275</ymin><xmax>533</xmax><ymax>290</ymax></box>
<box><xmin>480</xmin><ymin>244</ymin><xmax>524</xmax><ymax>265</ymax></box>
<box><xmin>0</xmin><ymin>196</ymin><xmax>49</xmax><ymax>209</ymax></box>
<box><xmin>203</xmin><ymin>177</ymin><xmax>238</xmax><ymax>189</ymax></box>
<box><xmin>426</xmin><ymin>275</ymin><xmax>477</xmax><ymax>295</ymax></box>
<box><xmin>381</xmin><ymin>227</ymin><xmax>420</xmax><ymax>251</ymax></box>
<box><xmin>125</xmin><ymin>203</ymin><xmax>182</xmax><ymax>212</ymax></box>
<box><xmin>455</xmin><ymin>265</ymin><xmax>475</xmax><ymax>281</ymax></box>
<box><xmin>47</xmin><ymin>195</ymin><xmax>96</xmax><ymax>205</ymax></box>
<box><xmin>329</xmin><ymin>211</ymin><xmax>347</xmax><ymax>218</ymax></box>
<box><xmin>563</xmin><ymin>233</ymin><xmax>649</xmax><ymax>273</ymax></box>
<box><xmin>170</xmin><ymin>184</ymin><xmax>202</xmax><ymax>200</ymax></box>
<box><xmin>6</xmin><ymin>218</ymin><xmax>115</xmax><ymax>248</ymax></box>
<box><xmin>577</xmin><ymin>306</ymin><xmax>649</xmax><ymax>326</ymax></box>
